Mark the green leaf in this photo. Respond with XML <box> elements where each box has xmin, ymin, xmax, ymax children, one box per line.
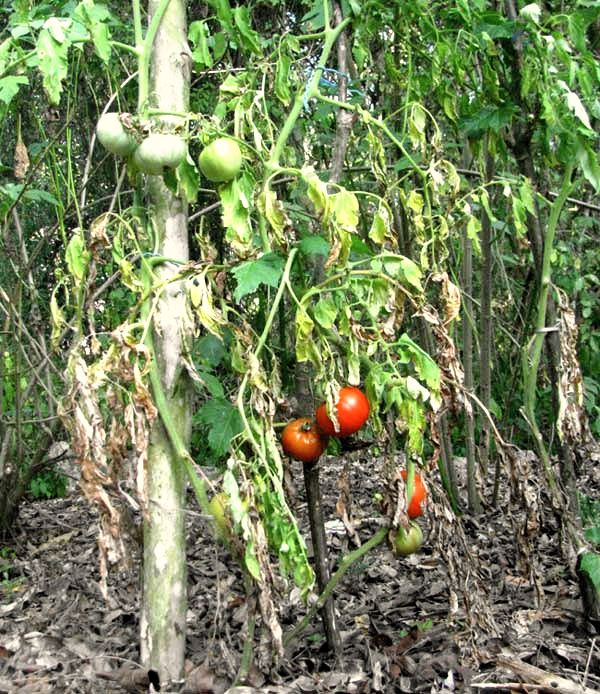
<box><xmin>219</xmin><ymin>73</ymin><xmax>243</xmax><ymax>96</ymax></box>
<box><xmin>343</xmin><ymin>0</ymin><xmax>362</xmax><ymax>15</ymax></box>
<box><xmin>275</xmin><ymin>51</ymin><xmax>291</xmax><ymax>105</ymax></box>
<box><xmin>304</xmin><ymin>167</ymin><xmax>328</xmax><ymax>213</ymax></box>
<box><xmin>579</xmin><ymin>551</ymin><xmax>600</xmax><ymax>579</ymax></box>
<box><xmin>74</xmin><ymin>0</ymin><xmax>112</xmax><ymax>63</ymax></box>
<box><xmin>65</xmin><ymin>228</ymin><xmax>90</xmax><ymax>282</ymax></box>
<box><xmin>369</xmin><ymin>206</ymin><xmax>390</xmax><ymax>244</ymax></box>
<box><xmin>189</xmin><ymin>20</ymin><xmax>213</xmax><ymax>68</ymax></box>
<box><xmin>330</xmin><ymin>188</ymin><xmax>359</xmax><ymax>231</ymax></box>
<box><xmin>408</xmin><ymin>102</ymin><xmax>427</xmax><ymax>149</ymax></box>
<box><xmin>577</xmin><ymin>140</ymin><xmax>600</xmax><ymax>193</ymax></box>
<box><xmin>559</xmin><ymin>80</ymin><xmax>592</xmax><ymax>130</ymax></box>
<box><xmin>0</xmin><ymin>36</ymin><xmax>12</xmax><ymax>75</ymax></box>
<box><xmin>230</xmin><ymin>252</ymin><xmax>285</xmax><ymax>303</ymax></box>
<box><xmin>519</xmin><ymin>3</ymin><xmax>541</xmax><ymax>23</ymax></box>
<box><xmin>233</xmin><ymin>6</ymin><xmax>261</xmax><ymax>55</ymax></box>
<box><xmin>177</xmin><ymin>153</ymin><xmax>200</xmax><ymax>204</ymax></box>
<box><xmin>467</xmin><ymin>215</ymin><xmax>481</xmax><ymax>247</ymax></box>
<box><xmin>298</xmin><ymin>235</ymin><xmax>329</xmax><ymax>257</ymax></box>
<box><xmin>0</xmin><ymin>75</ymin><xmax>28</xmax><ymax>105</ymax></box>
<box><xmin>194</xmin><ymin>368</ymin><xmax>225</xmax><ymax>399</ymax></box>
<box><xmin>314</xmin><ymin>298</ymin><xmax>338</xmax><ymax>329</ymax></box>
<box><xmin>244</xmin><ymin>542</ymin><xmax>261</xmax><ymax>579</ymax></box>
<box><xmin>381</xmin><ymin>255</ymin><xmax>423</xmax><ymax>291</ymax></box>
<box><xmin>195</xmin><ymin>334</ymin><xmax>226</xmax><ymax>368</ymax></box>
<box><xmin>196</xmin><ymin>397</ymin><xmax>244</xmax><ymax>456</ymax></box>
<box><xmin>295</xmin><ymin>310</ymin><xmax>319</xmax><ymax>364</ymax></box>
<box><xmin>257</xmin><ymin>188</ymin><xmax>289</xmax><ymax>245</ymax></box>
<box><xmin>301</xmin><ymin>1</ymin><xmax>325</xmax><ymax>31</ymax></box>
<box><xmin>24</xmin><ymin>188</ymin><xmax>59</xmax><ymax>205</ymax></box>
<box><xmin>220</xmin><ymin>172</ymin><xmax>255</xmax><ymax>256</ymax></box>
<box><xmin>208</xmin><ymin>0</ymin><xmax>233</xmax><ymax>31</ymax></box>
<box><xmin>213</xmin><ymin>32</ymin><xmax>227</xmax><ymax>62</ymax></box>
<box><xmin>36</xmin><ymin>19</ymin><xmax>71</xmax><ymax>104</ymax></box>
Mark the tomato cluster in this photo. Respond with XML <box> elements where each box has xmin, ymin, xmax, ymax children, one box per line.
<box><xmin>281</xmin><ymin>386</ymin><xmax>370</xmax><ymax>463</ymax></box>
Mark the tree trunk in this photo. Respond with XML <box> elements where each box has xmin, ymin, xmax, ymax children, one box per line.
<box><xmin>478</xmin><ymin>142</ymin><xmax>494</xmax><ymax>480</ymax></box>
<box><xmin>462</xmin><ymin>230</ymin><xmax>481</xmax><ymax>513</ymax></box>
<box><xmin>139</xmin><ymin>0</ymin><xmax>191</xmax><ymax>684</ymax></box>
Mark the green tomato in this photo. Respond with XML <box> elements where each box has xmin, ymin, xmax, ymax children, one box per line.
<box><xmin>394</xmin><ymin>522</ymin><xmax>423</xmax><ymax>556</ymax></box>
<box><xmin>133</xmin><ymin>133</ymin><xmax>187</xmax><ymax>175</ymax></box>
<box><xmin>96</xmin><ymin>113</ymin><xmax>136</xmax><ymax>157</ymax></box>
<box><xmin>198</xmin><ymin>137</ymin><xmax>242</xmax><ymax>182</ymax></box>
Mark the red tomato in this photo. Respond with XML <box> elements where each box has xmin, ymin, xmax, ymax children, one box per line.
<box><xmin>281</xmin><ymin>417</ymin><xmax>327</xmax><ymax>462</ymax></box>
<box><xmin>400</xmin><ymin>469</ymin><xmax>427</xmax><ymax>518</ymax></box>
<box><xmin>315</xmin><ymin>386</ymin><xmax>370</xmax><ymax>437</ymax></box>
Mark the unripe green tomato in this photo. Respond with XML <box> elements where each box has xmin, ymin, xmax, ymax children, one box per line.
<box><xmin>198</xmin><ymin>137</ymin><xmax>242</xmax><ymax>182</ymax></box>
<box><xmin>394</xmin><ymin>522</ymin><xmax>423</xmax><ymax>556</ymax></box>
<box><xmin>133</xmin><ymin>133</ymin><xmax>187</xmax><ymax>175</ymax></box>
<box><xmin>96</xmin><ymin>113</ymin><xmax>136</xmax><ymax>157</ymax></box>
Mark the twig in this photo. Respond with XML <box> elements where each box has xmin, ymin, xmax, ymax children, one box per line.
<box><xmin>490</xmin><ymin>655</ymin><xmax>600</xmax><ymax>694</ymax></box>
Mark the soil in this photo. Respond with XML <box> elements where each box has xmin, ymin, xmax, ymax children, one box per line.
<box><xmin>1</xmin><ymin>451</ymin><xmax>599</xmax><ymax>693</ymax></box>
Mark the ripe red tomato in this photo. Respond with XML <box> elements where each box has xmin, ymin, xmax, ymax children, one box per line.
<box><xmin>315</xmin><ymin>386</ymin><xmax>370</xmax><ymax>437</ymax></box>
<box><xmin>281</xmin><ymin>417</ymin><xmax>327</xmax><ymax>462</ymax></box>
<box><xmin>400</xmin><ymin>469</ymin><xmax>427</xmax><ymax>518</ymax></box>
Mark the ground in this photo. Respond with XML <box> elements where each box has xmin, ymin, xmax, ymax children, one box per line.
<box><xmin>1</xmin><ymin>451</ymin><xmax>599</xmax><ymax>693</ymax></box>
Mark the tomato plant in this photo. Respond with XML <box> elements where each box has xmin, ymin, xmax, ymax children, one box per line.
<box><xmin>394</xmin><ymin>522</ymin><xmax>423</xmax><ymax>556</ymax></box>
<box><xmin>400</xmin><ymin>469</ymin><xmax>427</xmax><ymax>518</ymax></box>
<box><xmin>281</xmin><ymin>417</ymin><xmax>327</xmax><ymax>463</ymax></box>
<box><xmin>198</xmin><ymin>137</ymin><xmax>242</xmax><ymax>182</ymax></box>
<box><xmin>315</xmin><ymin>386</ymin><xmax>370</xmax><ymax>437</ymax></box>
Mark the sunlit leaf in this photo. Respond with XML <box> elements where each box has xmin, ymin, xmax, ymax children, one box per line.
<box><xmin>75</xmin><ymin>0</ymin><xmax>112</xmax><ymax>63</ymax></box>
<box><xmin>369</xmin><ymin>205</ymin><xmax>390</xmax><ymax>245</ymax></box>
<box><xmin>66</xmin><ymin>228</ymin><xmax>90</xmax><ymax>282</ymax></box>
<box><xmin>36</xmin><ymin>20</ymin><xmax>71</xmax><ymax>104</ymax></box>
<box><xmin>520</xmin><ymin>3</ymin><xmax>541</xmax><ymax>23</ymax></box>
<box><xmin>0</xmin><ymin>75</ymin><xmax>28</xmax><ymax>105</ymax></box>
